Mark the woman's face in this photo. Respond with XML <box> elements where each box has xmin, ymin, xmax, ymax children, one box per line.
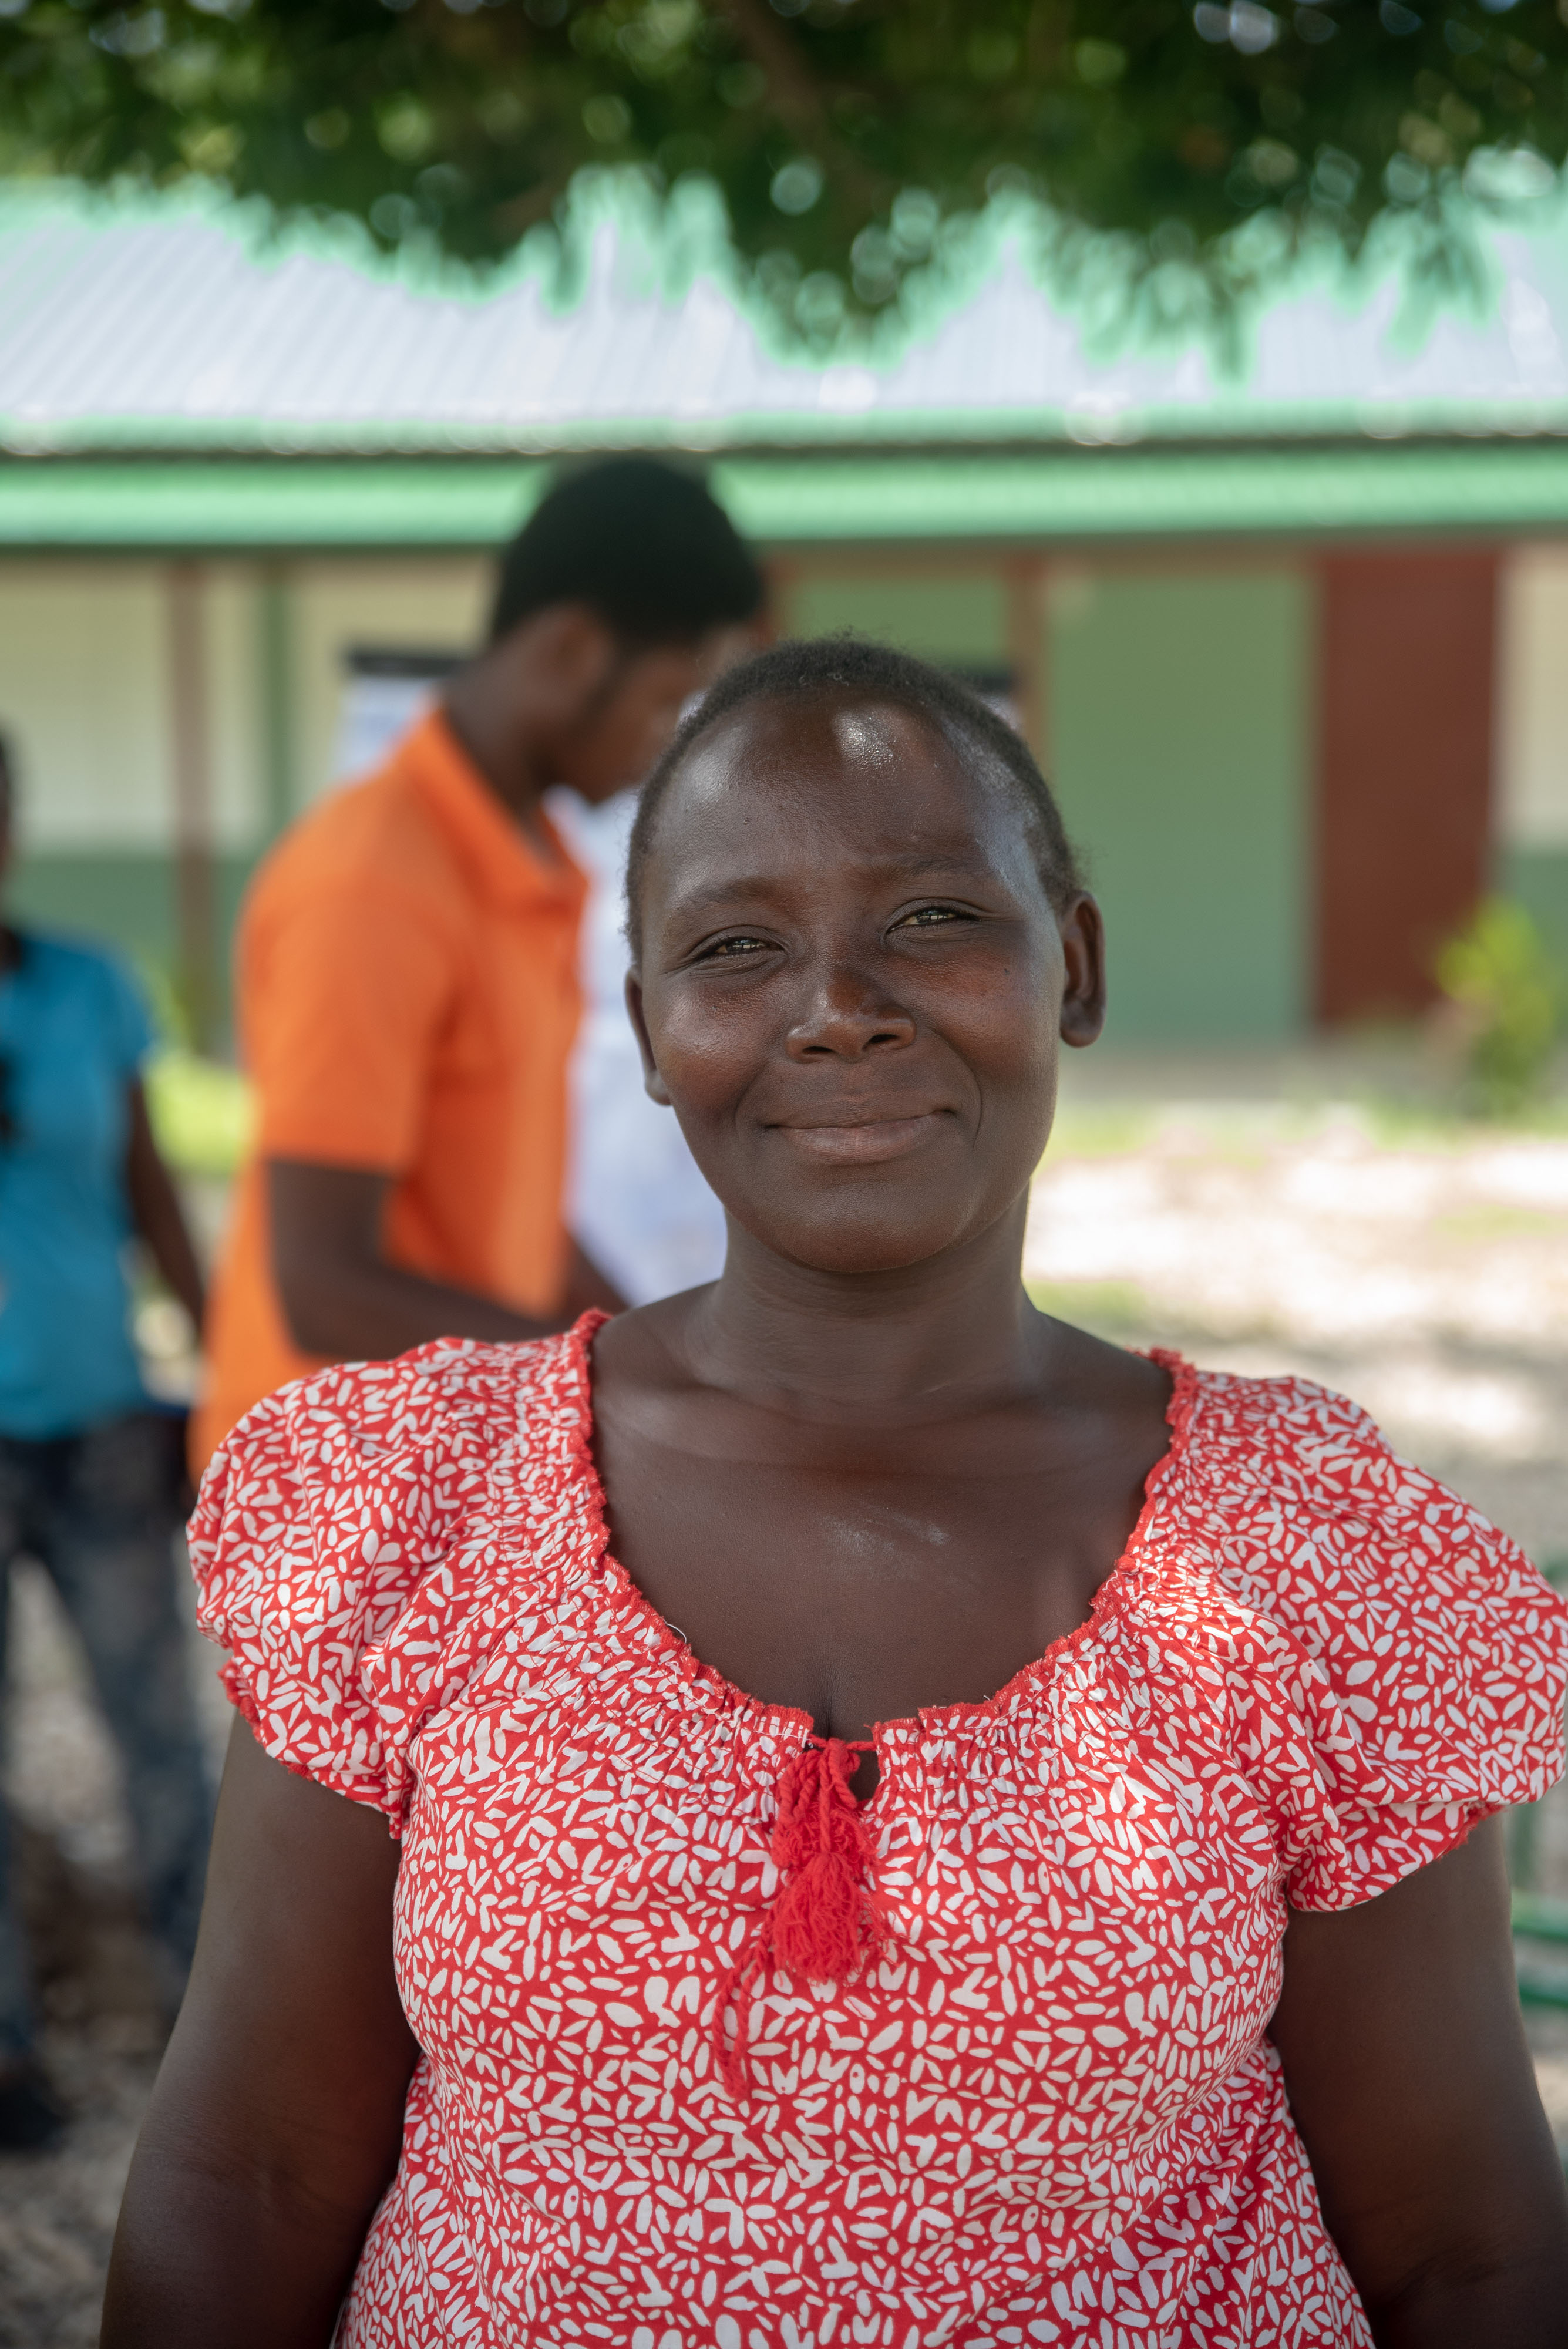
<box><xmin>630</xmin><ymin>692</ymin><xmax>1105</xmax><ymax>1278</ymax></box>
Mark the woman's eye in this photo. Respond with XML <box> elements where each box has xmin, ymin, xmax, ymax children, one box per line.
<box><xmin>699</xmin><ymin>934</ymin><xmax>771</xmax><ymax>960</ymax></box>
<box><xmin>893</xmin><ymin>905</ymin><xmax>969</xmax><ymax>931</ymax></box>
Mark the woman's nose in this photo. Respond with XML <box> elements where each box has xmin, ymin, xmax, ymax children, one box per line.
<box><xmin>784</xmin><ymin>966</ymin><xmax>917</xmax><ymax>1059</ymax></box>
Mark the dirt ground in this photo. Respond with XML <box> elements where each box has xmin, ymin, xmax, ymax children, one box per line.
<box><xmin>4</xmin><ymin>1051</ymin><xmax>1566</xmax><ymax>2345</ymax></box>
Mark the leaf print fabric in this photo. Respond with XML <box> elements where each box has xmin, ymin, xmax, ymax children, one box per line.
<box><xmin>190</xmin><ymin>1318</ymin><xmax>1568</xmax><ymax>2349</ymax></box>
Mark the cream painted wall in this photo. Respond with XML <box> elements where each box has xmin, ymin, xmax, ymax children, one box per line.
<box><xmin>0</xmin><ymin>559</ymin><xmax>266</xmax><ymax>852</ymax></box>
<box><xmin>1498</xmin><ymin>543</ymin><xmax>1568</xmax><ymax>851</ymax></box>
<box><xmin>287</xmin><ymin>559</ymin><xmax>490</xmax><ymax>805</ymax></box>
<box><xmin>0</xmin><ymin>561</ymin><xmax>171</xmax><ymax>849</ymax></box>
<box><xmin>0</xmin><ymin>554</ymin><xmax>493</xmax><ymax>853</ymax></box>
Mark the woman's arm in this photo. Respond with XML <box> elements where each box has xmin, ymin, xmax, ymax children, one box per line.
<box><xmin>125</xmin><ymin>1077</ymin><xmax>206</xmax><ymax>1335</ymax></box>
<box><xmin>102</xmin><ymin>1718</ymin><xmax>419</xmax><ymax>2348</ymax></box>
<box><xmin>1271</xmin><ymin>1816</ymin><xmax>1568</xmax><ymax>2348</ymax></box>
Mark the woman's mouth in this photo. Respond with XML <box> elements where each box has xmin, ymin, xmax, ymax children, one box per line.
<box><xmin>773</xmin><ymin>1111</ymin><xmax>947</xmax><ymax>1165</ymax></box>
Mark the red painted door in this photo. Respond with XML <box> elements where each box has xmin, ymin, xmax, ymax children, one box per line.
<box><xmin>1314</xmin><ymin>551</ymin><xmax>1498</xmax><ymax>1023</ymax></box>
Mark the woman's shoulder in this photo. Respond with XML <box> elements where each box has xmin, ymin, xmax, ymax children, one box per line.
<box><xmin>1177</xmin><ymin>1357</ymin><xmax>1407</xmax><ymax>1499</ymax></box>
<box><xmin>1166</xmin><ymin>1355</ymin><xmax>1556</xmax><ymax>1620</ymax></box>
<box><xmin>193</xmin><ymin>1324</ymin><xmax>587</xmax><ymax>1531</ymax></box>
<box><xmin>189</xmin><ymin>1323</ymin><xmax>597</xmax><ymax>1822</ymax></box>
<box><xmin>1127</xmin><ymin>1357</ymin><xmax>1568</xmax><ymax>1906</ymax></box>
<box><xmin>1150</xmin><ymin>1351</ymin><xmax>1568</xmax><ymax>1725</ymax></box>
<box><xmin>6</xmin><ymin>926</ymin><xmax>142</xmax><ymax>1008</ymax></box>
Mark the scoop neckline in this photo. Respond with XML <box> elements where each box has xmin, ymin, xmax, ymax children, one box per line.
<box><xmin>560</xmin><ymin>1310</ymin><xmax>1199</xmax><ymax>1757</ymax></box>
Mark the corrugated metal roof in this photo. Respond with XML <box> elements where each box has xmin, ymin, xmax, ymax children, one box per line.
<box><xmin>0</xmin><ymin>178</ymin><xmax>1566</xmax><ymax>457</ymax></box>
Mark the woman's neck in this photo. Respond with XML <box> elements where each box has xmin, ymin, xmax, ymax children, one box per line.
<box><xmin>681</xmin><ymin>1196</ymin><xmax>1048</xmax><ymax>1426</ymax></box>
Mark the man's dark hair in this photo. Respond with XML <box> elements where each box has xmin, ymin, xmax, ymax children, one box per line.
<box><xmin>489</xmin><ymin>457</ymin><xmax>763</xmax><ymax>649</ymax></box>
<box><xmin>625</xmin><ymin>635</ymin><xmax>1085</xmax><ymax>961</ymax></box>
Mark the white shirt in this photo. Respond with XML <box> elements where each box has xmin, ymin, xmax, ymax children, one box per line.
<box><xmin>546</xmin><ymin>788</ymin><xmax>727</xmax><ymax>1306</ymax></box>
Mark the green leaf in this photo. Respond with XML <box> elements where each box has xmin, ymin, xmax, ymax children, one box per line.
<box><xmin>0</xmin><ymin>0</ymin><xmax>1561</xmax><ymax>339</ymax></box>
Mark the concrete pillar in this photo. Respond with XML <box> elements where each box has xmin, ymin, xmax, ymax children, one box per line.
<box><xmin>166</xmin><ymin>561</ymin><xmax>216</xmax><ymax>1050</ymax></box>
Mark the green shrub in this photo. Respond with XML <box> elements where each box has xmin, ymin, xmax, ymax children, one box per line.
<box><xmin>1434</xmin><ymin>899</ymin><xmax>1564</xmax><ymax>1120</ymax></box>
<box><xmin>145</xmin><ymin>1047</ymin><xmax>254</xmax><ymax>1178</ymax></box>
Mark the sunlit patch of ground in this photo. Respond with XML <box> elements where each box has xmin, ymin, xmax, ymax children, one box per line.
<box><xmin>1030</xmin><ymin>1056</ymin><xmax>1568</xmax><ymax>1581</ymax></box>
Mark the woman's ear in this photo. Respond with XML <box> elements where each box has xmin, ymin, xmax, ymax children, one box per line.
<box><xmin>624</xmin><ymin>971</ymin><xmax>673</xmax><ymax>1105</ymax></box>
<box><xmin>1057</xmin><ymin>893</ymin><xmax>1107</xmax><ymax>1051</ymax></box>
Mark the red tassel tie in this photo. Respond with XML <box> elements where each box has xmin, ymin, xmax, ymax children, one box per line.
<box><xmin>714</xmin><ymin>1736</ymin><xmax>886</xmax><ymax>2099</ymax></box>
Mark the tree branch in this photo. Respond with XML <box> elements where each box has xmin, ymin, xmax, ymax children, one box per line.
<box><xmin>715</xmin><ymin>0</ymin><xmax>889</xmax><ymax>216</ymax></box>
<box><xmin>716</xmin><ymin>0</ymin><xmax>831</xmax><ymax>147</ymax></box>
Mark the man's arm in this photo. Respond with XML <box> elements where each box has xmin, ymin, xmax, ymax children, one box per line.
<box><xmin>268</xmin><ymin>1159</ymin><xmax>625</xmax><ymax>1362</ymax></box>
<box><xmin>1270</xmin><ymin>1815</ymin><xmax>1568</xmax><ymax>2347</ymax></box>
<box><xmin>102</xmin><ymin>1720</ymin><xmax>419</xmax><ymax>2348</ymax></box>
<box><xmin>125</xmin><ymin>1077</ymin><xmax>206</xmax><ymax>1335</ymax></box>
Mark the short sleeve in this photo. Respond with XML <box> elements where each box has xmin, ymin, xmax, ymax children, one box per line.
<box><xmin>189</xmin><ymin>1342</ymin><xmax>527</xmax><ymax>1828</ymax></box>
<box><xmin>249</xmin><ymin>877</ymin><xmax>453</xmax><ymax>1171</ymax></box>
<box><xmin>97</xmin><ymin>950</ymin><xmax>155</xmax><ymax>1075</ymax></box>
<box><xmin>1188</xmin><ymin>1373</ymin><xmax>1568</xmax><ymax>1911</ymax></box>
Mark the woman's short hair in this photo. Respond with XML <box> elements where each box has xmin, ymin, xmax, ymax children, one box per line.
<box><xmin>625</xmin><ymin>635</ymin><xmax>1085</xmax><ymax>961</ymax></box>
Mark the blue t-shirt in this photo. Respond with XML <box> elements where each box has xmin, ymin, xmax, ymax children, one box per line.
<box><xmin>0</xmin><ymin>930</ymin><xmax>154</xmax><ymax>1439</ymax></box>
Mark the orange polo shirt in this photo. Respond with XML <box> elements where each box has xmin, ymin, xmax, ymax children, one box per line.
<box><xmin>194</xmin><ymin>711</ymin><xmax>587</xmax><ymax>1468</ymax></box>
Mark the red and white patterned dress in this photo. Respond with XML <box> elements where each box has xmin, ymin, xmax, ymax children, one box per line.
<box><xmin>191</xmin><ymin>1316</ymin><xmax>1568</xmax><ymax>2349</ymax></box>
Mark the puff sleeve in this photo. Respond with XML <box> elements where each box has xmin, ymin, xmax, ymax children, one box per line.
<box><xmin>189</xmin><ymin>1341</ymin><xmax>526</xmax><ymax>1830</ymax></box>
<box><xmin>1186</xmin><ymin>1372</ymin><xmax>1568</xmax><ymax>1910</ymax></box>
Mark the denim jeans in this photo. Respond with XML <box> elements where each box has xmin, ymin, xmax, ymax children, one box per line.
<box><xmin>0</xmin><ymin>1411</ymin><xmax>214</xmax><ymax>2061</ymax></box>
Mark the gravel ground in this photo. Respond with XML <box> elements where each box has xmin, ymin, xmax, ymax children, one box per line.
<box><xmin>4</xmin><ymin>1054</ymin><xmax>1566</xmax><ymax>2343</ymax></box>
<box><xmin>0</xmin><ymin>1566</ymin><xmax>229</xmax><ymax>2349</ymax></box>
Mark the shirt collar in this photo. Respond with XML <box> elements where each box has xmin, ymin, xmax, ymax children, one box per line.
<box><xmin>405</xmin><ymin>709</ymin><xmax>587</xmax><ymax>917</ymax></box>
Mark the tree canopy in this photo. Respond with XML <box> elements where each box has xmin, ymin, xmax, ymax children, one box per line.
<box><xmin>1</xmin><ymin>0</ymin><xmax>1563</xmax><ymax>342</ymax></box>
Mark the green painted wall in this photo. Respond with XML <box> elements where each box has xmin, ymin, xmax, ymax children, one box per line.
<box><xmin>1048</xmin><ymin>568</ymin><xmax>1311</xmax><ymax>1044</ymax></box>
<box><xmin>1500</xmin><ymin>846</ymin><xmax>1568</xmax><ymax>972</ymax></box>
<box><xmin>787</xmin><ymin>574</ymin><xmax>1008</xmax><ymax>668</ymax></box>
<box><xmin>8</xmin><ymin>850</ymin><xmax>260</xmax><ymax>1042</ymax></box>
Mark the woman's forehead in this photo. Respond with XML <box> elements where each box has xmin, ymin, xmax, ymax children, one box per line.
<box><xmin>655</xmin><ymin>691</ymin><xmax>1018</xmax><ymax>857</ymax></box>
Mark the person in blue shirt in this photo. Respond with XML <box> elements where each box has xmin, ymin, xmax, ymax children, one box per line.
<box><xmin>0</xmin><ymin>735</ymin><xmax>213</xmax><ymax>2149</ymax></box>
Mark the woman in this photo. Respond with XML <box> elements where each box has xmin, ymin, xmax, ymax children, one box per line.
<box><xmin>0</xmin><ymin>733</ymin><xmax>211</xmax><ymax>2149</ymax></box>
<box><xmin>105</xmin><ymin>641</ymin><xmax>1568</xmax><ymax>2345</ymax></box>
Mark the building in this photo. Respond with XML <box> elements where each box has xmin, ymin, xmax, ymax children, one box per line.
<box><xmin>2</xmin><ymin>176</ymin><xmax>1566</xmax><ymax>1047</ymax></box>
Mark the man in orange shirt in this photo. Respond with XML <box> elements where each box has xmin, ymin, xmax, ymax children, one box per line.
<box><xmin>196</xmin><ymin>460</ymin><xmax>763</xmax><ymax>1465</ymax></box>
